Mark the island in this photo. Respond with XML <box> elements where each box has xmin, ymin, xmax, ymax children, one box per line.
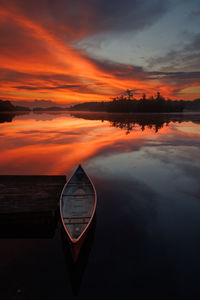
<box><xmin>69</xmin><ymin>91</ymin><xmax>200</xmax><ymax>113</ymax></box>
<box><xmin>0</xmin><ymin>99</ymin><xmax>30</xmax><ymax>123</ymax></box>
<box><xmin>0</xmin><ymin>99</ymin><xmax>30</xmax><ymax>112</ymax></box>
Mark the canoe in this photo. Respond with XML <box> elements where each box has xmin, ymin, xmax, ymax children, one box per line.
<box><xmin>60</xmin><ymin>165</ymin><xmax>96</xmax><ymax>259</ymax></box>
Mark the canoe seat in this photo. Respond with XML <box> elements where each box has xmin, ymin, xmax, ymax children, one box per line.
<box><xmin>68</xmin><ymin>183</ymin><xmax>92</xmax><ymax>186</ymax></box>
<box><xmin>63</xmin><ymin>216</ymin><xmax>91</xmax><ymax>219</ymax></box>
<box><xmin>62</xmin><ymin>193</ymin><xmax>95</xmax><ymax>197</ymax></box>
<box><xmin>64</xmin><ymin>216</ymin><xmax>91</xmax><ymax>225</ymax></box>
<box><xmin>65</xmin><ymin>221</ymin><xmax>89</xmax><ymax>225</ymax></box>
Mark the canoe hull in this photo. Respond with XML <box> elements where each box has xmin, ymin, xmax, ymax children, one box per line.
<box><xmin>60</xmin><ymin>165</ymin><xmax>96</xmax><ymax>261</ymax></box>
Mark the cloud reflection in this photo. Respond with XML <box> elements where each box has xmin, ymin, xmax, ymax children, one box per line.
<box><xmin>0</xmin><ymin>113</ymin><xmax>199</xmax><ymax>177</ymax></box>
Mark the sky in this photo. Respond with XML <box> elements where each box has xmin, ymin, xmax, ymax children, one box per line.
<box><xmin>0</xmin><ymin>0</ymin><xmax>200</xmax><ymax>105</ymax></box>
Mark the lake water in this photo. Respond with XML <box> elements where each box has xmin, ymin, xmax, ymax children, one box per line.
<box><xmin>0</xmin><ymin>112</ymin><xmax>200</xmax><ymax>299</ymax></box>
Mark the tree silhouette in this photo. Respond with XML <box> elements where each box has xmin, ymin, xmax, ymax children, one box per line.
<box><xmin>70</xmin><ymin>89</ymin><xmax>189</xmax><ymax>113</ymax></box>
<box><xmin>142</xmin><ymin>94</ymin><xmax>146</xmax><ymax>101</ymax></box>
<box><xmin>125</xmin><ymin>89</ymin><xmax>133</xmax><ymax>100</ymax></box>
<box><xmin>156</xmin><ymin>92</ymin><xmax>161</xmax><ymax>101</ymax></box>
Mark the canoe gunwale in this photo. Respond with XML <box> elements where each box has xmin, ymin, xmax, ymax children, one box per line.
<box><xmin>60</xmin><ymin>165</ymin><xmax>97</xmax><ymax>244</ymax></box>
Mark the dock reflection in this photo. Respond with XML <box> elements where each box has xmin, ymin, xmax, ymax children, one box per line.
<box><xmin>61</xmin><ymin>215</ymin><xmax>96</xmax><ymax>295</ymax></box>
<box><xmin>0</xmin><ymin>211</ymin><xmax>59</xmax><ymax>238</ymax></box>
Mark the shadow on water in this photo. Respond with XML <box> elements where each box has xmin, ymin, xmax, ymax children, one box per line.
<box><xmin>0</xmin><ymin>211</ymin><xmax>59</xmax><ymax>239</ymax></box>
<box><xmin>61</xmin><ymin>215</ymin><xmax>96</xmax><ymax>296</ymax></box>
<box><xmin>91</xmin><ymin>176</ymin><xmax>178</xmax><ymax>299</ymax></box>
<box><xmin>0</xmin><ymin>175</ymin><xmax>66</xmax><ymax>238</ymax></box>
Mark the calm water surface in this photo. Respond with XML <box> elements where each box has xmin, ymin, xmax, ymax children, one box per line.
<box><xmin>0</xmin><ymin>112</ymin><xmax>200</xmax><ymax>299</ymax></box>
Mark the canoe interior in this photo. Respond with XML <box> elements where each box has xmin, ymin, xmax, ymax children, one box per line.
<box><xmin>61</xmin><ymin>165</ymin><xmax>95</xmax><ymax>241</ymax></box>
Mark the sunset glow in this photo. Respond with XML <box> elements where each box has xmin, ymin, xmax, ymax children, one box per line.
<box><xmin>0</xmin><ymin>0</ymin><xmax>200</xmax><ymax>105</ymax></box>
<box><xmin>0</xmin><ymin>1</ymin><xmax>200</xmax><ymax>292</ymax></box>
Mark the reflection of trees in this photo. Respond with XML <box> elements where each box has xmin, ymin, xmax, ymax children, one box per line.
<box><xmin>0</xmin><ymin>112</ymin><xmax>29</xmax><ymax>123</ymax></box>
<box><xmin>111</xmin><ymin>119</ymin><xmax>169</xmax><ymax>134</ymax></box>
<box><xmin>70</xmin><ymin>112</ymin><xmax>200</xmax><ymax>134</ymax></box>
<box><xmin>0</xmin><ymin>113</ymin><xmax>16</xmax><ymax>123</ymax></box>
<box><xmin>112</xmin><ymin>121</ymin><xmax>135</xmax><ymax>135</ymax></box>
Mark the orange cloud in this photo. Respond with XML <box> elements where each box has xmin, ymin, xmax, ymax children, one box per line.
<box><xmin>0</xmin><ymin>3</ymin><xmax>199</xmax><ymax>103</ymax></box>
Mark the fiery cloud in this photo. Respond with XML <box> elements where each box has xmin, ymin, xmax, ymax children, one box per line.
<box><xmin>0</xmin><ymin>0</ymin><xmax>199</xmax><ymax>103</ymax></box>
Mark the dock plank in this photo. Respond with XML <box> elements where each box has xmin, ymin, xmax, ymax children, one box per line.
<box><xmin>0</xmin><ymin>175</ymin><xmax>66</xmax><ymax>214</ymax></box>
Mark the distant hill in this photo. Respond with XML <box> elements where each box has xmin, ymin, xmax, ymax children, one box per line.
<box><xmin>33</xmin><ymin>106</ymin><xmax>69</xmax><ymax>112</ymax></box>
<box><xmin>0</xmin><ymin>100</ymin><xmax>30</xmax><ymax>112</ymax></box>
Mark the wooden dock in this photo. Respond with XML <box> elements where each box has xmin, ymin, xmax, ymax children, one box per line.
<box><xmin>0</xmin><ymin>175</ymin><xmax>66</xmax><ymax>237</ymax></box>
<box><xmin>0</xmin><ymin>175</ymin><xmax>66</xmax><ymax>214</ymax></box>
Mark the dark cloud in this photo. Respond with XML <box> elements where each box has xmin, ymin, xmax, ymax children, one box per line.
<box><xmin>1</xmin><ymin>0</ymin><xmax>170</xmax><ymax>39</ymax></box>
<box><xmin>13</xmin><ymin>83</ymin><xmax>106</xmax><ymax>95</ymax></box>
<box><xmin>149</xmin><ymin>71</ymin><xmax>200</xmax><ymax>80</ymax></box>
<box><xmin>184</xmin><ymin>34</ymin><xmax>200</xmax><ymax>52</ymax></box>
<box><xmin>89</xmin><ymin>57</ymin><xmax>200</xmax><ymax>87</ymax></box>
<box><xmin>91</xmin><ymin>57</ymin><xmax>200</xmax><ymax>85</ymax></box>
<box><xmin>0</xmin><ymin>69</ymin><xmax>84</xmax><ymax>85</ymax></box>
<box><xmin>189</xmin><ymin>10</ymin><xmax>200</xmax><ymax>18</ymax></box>
<box><xmin>147</xmin><ymin>71</ymin><xmax>200</xmax><ymax>86</ymax></box>
<box><xmin>147</xmin><ymin>34</ymin><xmax>200</xmax><ymax>72</ymax></box>
<box><xmin>14</xmin><ymin>84</ymin><xmax>83</xmax><ymax>90</ymax></box>
<box><xmin>87</xmin><ymin>57</ymin><xmax>146</xmax><ymax>79</ymax></box>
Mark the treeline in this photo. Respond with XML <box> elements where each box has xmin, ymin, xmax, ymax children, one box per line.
<box><xmin>184</xmin><ymin>99</ymin><xmax>200</xmax><ymax>111</ymax></box>
<box><xmin>71</xmin><ymin>92</ymin><xmax>200</xmax><ymax>113</ymax></box>
<box><xmin>1</xmin><ymin>94</ymin><xmax>200</xmax><ymax>114</ymax></box>
<box><xmin>70</xmin><ymin>99</ymin><xmax>184</xmax><ymax>113</ymax></box>
<box><xmin>0</xmin><ymin>99</ymin><xmax>30</xmax><ymax>112</ymax></box>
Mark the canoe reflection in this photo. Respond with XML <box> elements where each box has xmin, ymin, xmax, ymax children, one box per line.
<box><xmin>61</xmin><ymin>215</ymin><xmax>96</xmax><ymax>295</ymax></box>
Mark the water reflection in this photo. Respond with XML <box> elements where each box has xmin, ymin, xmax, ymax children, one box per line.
<box><xmin>0</xmin><ymin>112</ymin><xmax>200</xmax><ymax>298</ymax></box>
<box><xmin>0</xmin><ymin>112</ymin><xmax>29</xmax><ymax>123</ymax></box>
<box><xmin>0</xmin><ymin>112</ymin><xmax>200</xmax><ymax>175</ymax></box>
<box><xmin>70</xmin><ymin>111</ymin><xmax>200</xmax><ymax>134</ymax></box>
<box><xmin>0</xmin><ymin>211</ymin><xmax>95</xmax><ymax>295</ymax></box>
<box><xmin>61</xmin><ymin>217</ymin><xmax>96</xmax><ymax>295</ymax></box>
<box><xmin>92</xmin><ymin>176</ymin><xmax>178</xmax><ymax>299</ymax></box>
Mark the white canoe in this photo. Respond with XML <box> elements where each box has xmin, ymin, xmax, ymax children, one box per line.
<box><xmin>60</xmin><ymin>165</ymin><xmax>97</xmax><ymax>245</ymax></box>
